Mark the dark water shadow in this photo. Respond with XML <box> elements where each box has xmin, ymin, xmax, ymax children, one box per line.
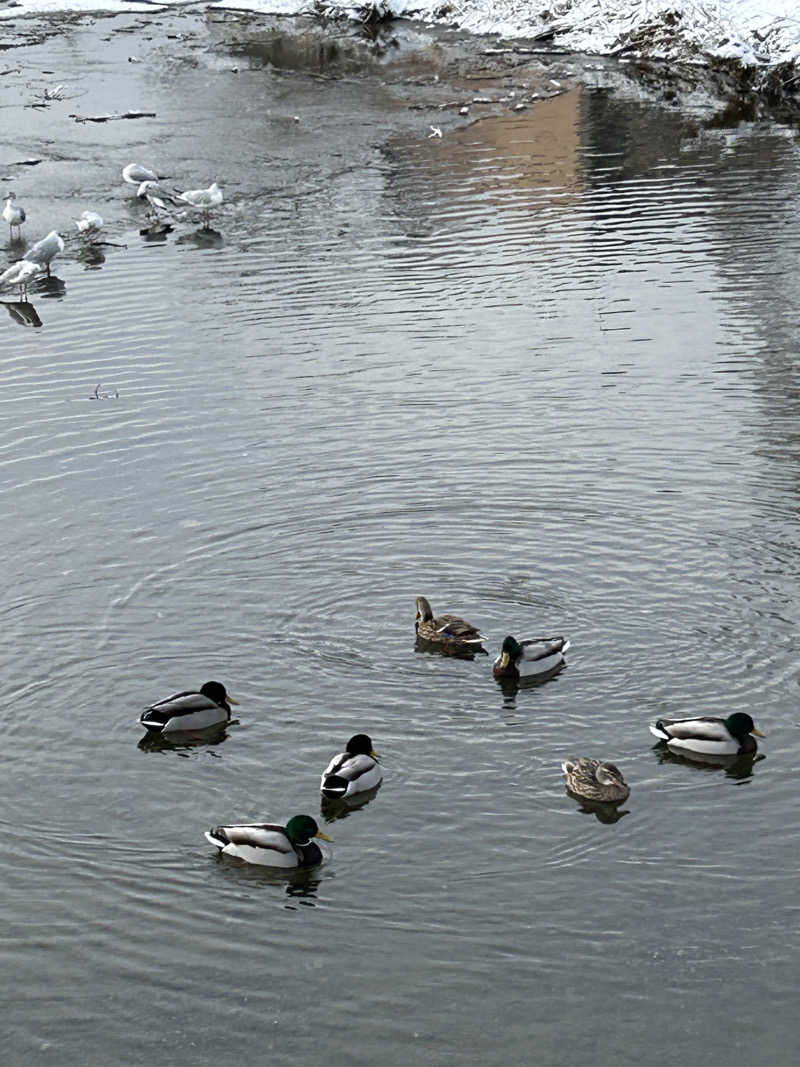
<box><xmin>1</xmin><ymin>299</ymin><xmax>42</xmax><ymax>327</ymax></box>
<box><xmin>176</xmin><ymin>226</ymin><xmax>223</xmax><ymax>248</ymax></box>
<box><xmin>138</xmin><ymin>721</ymin><xmax>232</xmax><ymax>754</ymax></box>
<box><xmin>139</xmin><ymin>221</ymin><xmax>174</xmax><ymax>241</ymax></box>
<box><xmin>496</xmin><ymin>661</ymin><xmax>567</xmax><ymax>704</ymax></box>
<box><xmin>76</xmin><ymin>243</ymin><xmax>105</xmax><ymax>268</ymax></box>
<box><xmin>32</xmin><ymin>274</ymin><xmax>66</xmax><ymax>299</ymax></box>
<box><xmin>320</xmin><ymin>782</ymin><xmax>382</xmax><ymax>823</ymax></box>
<box><xmin>652</xmin><ymin>743</ymin><xmax>764</xmax><ymax>781</ymax></box>
<box><xmin>208</xmin><ymin>851</ymin><xmax>325</xmax><ymax>905</ymax></box>
<box><xmin>565</xmin><ymin>788</ymin><xmax>630</xmax><ymax>824</ymax></box>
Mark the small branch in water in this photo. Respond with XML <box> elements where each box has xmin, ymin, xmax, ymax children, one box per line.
<box><xmin>69</xmin><ymin>109</ymin><xmax>157</xmax><ymax>124</ymax></box>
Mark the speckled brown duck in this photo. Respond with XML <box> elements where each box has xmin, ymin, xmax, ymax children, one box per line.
<box><xmin>414</xmin><ymin>595</ymin><xmax>486</xmax><ymax>655</ymax></box>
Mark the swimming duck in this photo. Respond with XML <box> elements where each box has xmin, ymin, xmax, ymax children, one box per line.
<box><xmin>649</xmin><ymin>712</ymin><xmax>764</xmax><ymax>756</ymax></box>
<box><xmin>139</xmin><ymin>680</ymin><xmax>238</xmax><ymax>734</ymax></box>
<box><xmin>493</xmin><ymin>634</ymin><xmax>569</xmax><ymax>681</ymax></box>
<box><xmin>415</xmin><ymin>595</ymin><xmax>486</xmax><ymax>654</ymax></box>
<box><xmin>24</xmin><ymin>230</ymin><xmax>64</xmax><ymax>277</ymax></box>
<box><xmin>320</xmin><ymin>734</ymin><xmax>382</xmax><ymax>800</ymax></box>
<box><xmin>562</xmin><ymin>757</ymin><xmax>630</xmax><ymax>803</ymax></box>
<box><xmin>3</xmin><ymin>192</ymin><xmax>25</xmax><ymax>239</ymax></box>
<box><xmin>205</xmin><ymin>815</ymin><xmax>331</xmax><ymax>867</ymax></box>
<box><xmin>178</xmin><ymin>181</ymin><xmax>223</xmax><ymax>227</ymax></box>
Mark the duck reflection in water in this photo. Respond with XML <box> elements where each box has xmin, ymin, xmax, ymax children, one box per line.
<box><xmin>568</xmin><ymin>795</ymin><xmax>630</xmax><ymax>824</ymax></box>
<box><xmin>320</xmin><ymin>782</ymin><xmax>382</xmax><ymax>823</ymax></box>
<box><xmin>2</xmin><ymin>300</ymin><xmax>42</xmax><ymax>328</ymax></box>
<box><xmin>137</xmin><ymin>721</ymin><xmax>230</xmax><ymax>753</ymax></box>
<box><xmin>495</xmin><ymin>659</ymin><xmax>567</xmax><ymax>701</ymax></box>
<box><xmin>654</xmin><ymin>745</ymin><xmax>764</xmax><ymax>781</ymax></box>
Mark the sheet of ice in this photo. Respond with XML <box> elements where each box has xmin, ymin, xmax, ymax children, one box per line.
<box><xmin>2</xmin><ymin>0</ymin><xmax>799</xmax><ymax>71</ymax></box>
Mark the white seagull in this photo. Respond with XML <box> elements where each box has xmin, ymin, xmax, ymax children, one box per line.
<box><xmin>3</xmin><ymin>192</ymin><xmax>26</xmax><ymax>239</ymax></box>
<box><xmin>75</xmin><ymin>210</ymin><xmax>104</xmax><ymax>238</ymax></box>
<box><xmin>24</xmin><ymin>230</ymin><xmax>64</xmax><ymax>277</ymax></box>
<box><xmin>122</xmin><ymin>163</ymin><xmax>159</xmax><ymax>185</ymax></box>
<box><xmin>178</xmin><ymin>181</ymin><xmax>223</xmax><ymax>227</ymax></box>
<box><xmin>0</xmin><ymin>258</ymin><xmax>42</xmax><ymax>298</ymax></box>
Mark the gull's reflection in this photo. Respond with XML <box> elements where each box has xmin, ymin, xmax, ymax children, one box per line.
<box><xmin>33</xmin><ymin>274</ymin><xmax>66</xmax><ymax>299</ymax></box>
<box><xmin>77</xmin><ymin>243</ymin><xmax>105</xmax><ymax>268</ymax></box>
<box><xmin>176</xmin><ymin>226</ymin><xmax>223</xmax><ymax>249</ymax></box>
<box><xmin>2</xmin><ymin>299</ymin><xmax>42</xmax><ymax>327</ymax></box>
<box><xmin>139</xmin><ymin>221</ymin><xmax>174</xmax><ymax>241</ymax></box>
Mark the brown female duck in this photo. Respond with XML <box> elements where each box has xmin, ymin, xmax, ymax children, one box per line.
<box><xmin>414</xmin><ymin>596</ymin><xmax>486</xmax><ymax>655</ymax></box>
<box><xmin>562</xmin><ymin>757</ymin><xmax>630</xmax><ymax>803</ymax></box>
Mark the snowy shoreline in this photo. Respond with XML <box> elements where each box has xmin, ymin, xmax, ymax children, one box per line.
<box><xmin>2</xmin><ymin>0</ymin><xmax>799</xmax><ymax>92</ymax></box>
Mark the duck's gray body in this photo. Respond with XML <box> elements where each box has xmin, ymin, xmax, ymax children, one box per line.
<box><xmin>493</xmin><ymin>636</ymin><xmax>569</xmax><ymax>680</ymax></box>
<box><xmin>140</xmin><ymin>690</ymin><xmax>229</xmax><ymax>734</ymax></box>
<box><xmin>321</xmin><ymin>751</ymin><xmax>382</xmax><ymax>799</ymax></box>
<box><xmin>649</xmin><ymin>715</ymin><xmax>760</xmax><ymax>756</ymax></box>
<box><xmin>204</xmin><ymin>823</ymin><xmax>325</xmax><ymax>868</ymax></box>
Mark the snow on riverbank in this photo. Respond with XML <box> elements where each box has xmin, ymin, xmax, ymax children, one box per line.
<box><xmin>2</xmin><ymin>0</ymin><xmax>799</xmax><ymax>79</ymax></box>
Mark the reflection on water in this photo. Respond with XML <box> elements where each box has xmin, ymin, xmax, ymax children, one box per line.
<box><xmin>653</xmin><ymin>745</ymin><xmax>765</xmax><ymax>781</ymax></box>
<box><xmin>565</xmin><ymin>790</ymin><xmax>630</xmax><ymax>824</ymax></box>
<box><xmin>176</xmin><ymin>226</ymin><xmax>224</xmax><ymax>248</ymax></box>
<box><xmin>137</xmin><ymin>722</ymin><xmax>231</xmax><ymax>754</ymax></box>
<box><xmin>2</xmin><ymin>13</ymin><xmax>800</xmax><ymax>1067</ymax></box>
<box><xmin>1</xmin><ymin>299</ymin><xmax>42</xmax><ymax>327</ymax></box>
<box><xmin>495</xmin><ymin>662</ymin><xmax>567</xmax><ymax>701</ymax></box>
<box><xmin>320</xmin><ymin>783</ymin><xmax>382</xmax><ymax>823</ymax></box>
<box><xmin>32</xmin><ymin>274</ymin><xmax>65</xmax><ymax>299</ymax></box>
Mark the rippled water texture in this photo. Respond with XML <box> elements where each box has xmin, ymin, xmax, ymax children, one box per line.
<box><xmin>2</xmin><ymin>13</ymin><xmax>800</xmax><ymax>1067</ymax></box>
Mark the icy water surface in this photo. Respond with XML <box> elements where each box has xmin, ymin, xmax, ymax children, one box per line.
<box><xmin>2</xmin><ymin>13</ymin><xmax>800</xmax><ymax>1067</ymax></box>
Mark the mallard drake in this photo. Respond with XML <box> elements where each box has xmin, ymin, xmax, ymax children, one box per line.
<box><xmin>3</xmin><ymin>192</ymin><xmax>25</xmax><ymax>239</ymax></box>
<box><xmin>139</xmin><ymin>681</ymin><xmax>238</xmax><ymax>734</ymax></box>
<box><xmin>415</xmin><ymin>595</ymin><xmax>486</xmax><ymax>654</ymax></box>
<box><xmin>24</xmin><ymin>230</ymin><xmax>63</xmax><ymax>277</ymax></box>
<box><xmin>562</xmin><ymin>758</ymin><xmax>629</xmax><ymax>803</ymax></box>
<box><xmin>649</xmin><ymin>712</ymin><xmax>764</xmax><ymax>756</ymax></box>
<box><xmin>320</xmin><ymin>734</ymin><xmax>382</xmax><ymax>800</ymax></box>
<box><xmin>205</xmin><ymin>815</ymin><xmax>331</xmax><ymax>867</ymax></box>
<box><xmin>493</xmin><ymin>634</ymin><xmax>569</xmax><ymax>681</ymax></box>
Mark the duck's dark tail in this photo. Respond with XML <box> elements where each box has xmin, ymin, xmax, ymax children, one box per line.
<box><xmin>321</xmin><ymin>774</ymin><xmax>348</xmax><ymax>799</ymax></box>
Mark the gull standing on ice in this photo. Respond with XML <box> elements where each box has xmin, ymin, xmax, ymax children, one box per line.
<box><xmin>122</xmin><ymin>163</ymin><xmax>159</xmax><ymax>185</ymax></box>
<box><xmin>0</xmin><ymin>259</ymin><xmax>42</xmax><ymax>298</ymax></box>
<box><xmin>75</xmin><ymin>211</ymin><xmax>103</xmax><ymax>238</ymax></box>
<box><xmin>3</xmin><ymin>192</ymin><xmax>26</xmax><ymax>239</ymax></box>
<box><xmin>178</xmin><ymin>181</ymin><xmax>223</xmax><ymax>227</ymax></box>
<box><xmin>24</xmin><ymin>230</ymin><xmax>64</xmax><ymax>277</ymax></box>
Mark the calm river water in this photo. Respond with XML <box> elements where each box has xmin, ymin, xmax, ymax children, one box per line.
<box><xmin>2</xmin><ymin>12</ymin><xmax>799</xmax><ymax>1066</ymax></box>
